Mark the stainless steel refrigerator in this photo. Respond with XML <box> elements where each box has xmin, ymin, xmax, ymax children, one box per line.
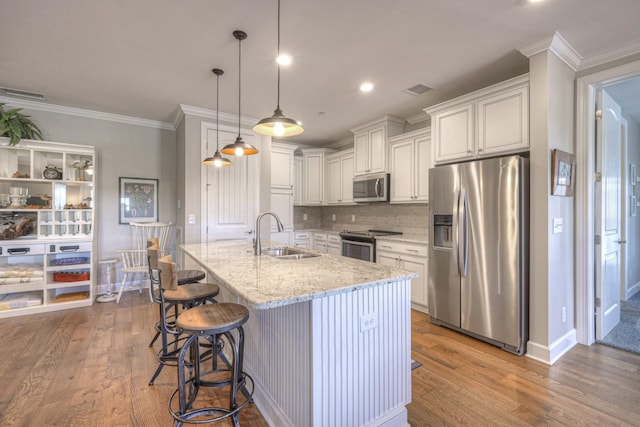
<box><xmin>428</xmin><ymin>155</ymin><xmax>528</xmax><ymax>355</ymax></box>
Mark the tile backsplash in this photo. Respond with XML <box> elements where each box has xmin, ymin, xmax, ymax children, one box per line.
<box><xmin>294</xmin><ymin>204</ymin><xmax>428</xmax><ymax>238</ymax></box>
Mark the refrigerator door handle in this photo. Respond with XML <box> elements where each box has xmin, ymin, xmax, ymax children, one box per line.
<box><xmin>452</xmin><ymin>189</ymin><xmax>460</xmax><ymax>276</ymax></box>
<box><xmin>459</xmin><ymin>188</ymin><xmax>469</xmax><ymax>277</ymax></box>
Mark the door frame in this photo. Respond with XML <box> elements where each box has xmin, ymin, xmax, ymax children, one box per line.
<box><xmin>576</xmin><ymin>59</ymin><xmax>640</xmax><ymax>345</ymax></box>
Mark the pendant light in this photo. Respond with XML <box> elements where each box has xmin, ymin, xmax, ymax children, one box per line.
<box><xmin>221</xmin><ymin>30</ymin><xmax>259</xmax><ymax>157</ymax></box>
<box><xmin>252</xmin><ymin>0</ymin><xmax>304</xmax><ymax>138</ymax></box>
<box><xmin>202</xmin><ymin>68</ymin><xmax>233</xmax><ymax>167</ymax></box>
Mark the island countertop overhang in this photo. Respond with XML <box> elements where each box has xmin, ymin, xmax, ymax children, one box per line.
<box><xmin>181</xmin><ymin>241</ymin><xmax>417</xmax><ymax>310</ymax></box>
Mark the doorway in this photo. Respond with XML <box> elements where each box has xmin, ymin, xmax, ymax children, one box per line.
<box><xmin>576</xmin><ymin>59</ymin><xmax>640</xmax><ymax>348</ymax></box>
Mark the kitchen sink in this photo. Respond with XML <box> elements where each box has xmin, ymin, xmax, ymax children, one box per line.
<box><xmin>262</xmin><ymin>247</ymin><xmax>319</xmax><ymax>259</ymax></box>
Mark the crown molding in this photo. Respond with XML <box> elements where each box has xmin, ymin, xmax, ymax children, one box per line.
<box><xmin>176</xmin><ymin>104</ymin><xmax>258</xmax><ymax>129</ymax></box>
<box><xmin>405</xmin><ymin>111</ymin><xmax>429</xmax><ymax>125</ymax></box>
<box><xmin>0</xmin><ymin>96</ymin><xmax>174</xmax><ymax>130</ymax></box>
<box><xmin>519</xmin><ymin>31</ymin><xmax>582</xmax><ymax>71</ymax></box>
<box><xmin>578</xmin><ymin>38</ymin><xmax>640</xmax><ymax>71</ymax></box>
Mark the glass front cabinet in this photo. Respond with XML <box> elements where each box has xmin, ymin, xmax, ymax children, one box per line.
<box><xmin>0</xmin><ymin>137</ymin><xmax>96</xmax><ymax>318</ymax></box>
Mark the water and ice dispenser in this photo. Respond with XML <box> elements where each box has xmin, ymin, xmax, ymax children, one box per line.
<box><xmin>433</xmin><ymin>214</ymin><xmax>453</xmax><ymax>249</ymax></box>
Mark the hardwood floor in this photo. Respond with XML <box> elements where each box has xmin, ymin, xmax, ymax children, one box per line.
<box><xmin>1</xmin><ymin>293</ymin><xmax>639</xmax><ymax>426</ymax></box>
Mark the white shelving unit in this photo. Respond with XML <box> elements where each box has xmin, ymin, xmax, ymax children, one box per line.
<box><xmin>0</xmin><ymin>138</ymin><xmax>96</xmax><ymax>318</ymax></box>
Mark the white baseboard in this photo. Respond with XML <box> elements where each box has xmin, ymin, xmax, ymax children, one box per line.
<box><xmin>526</xmin><ymin>328</ymin><xmax>577</xmax><ymax>365</ymax></box>
<box><xmin>625</xmin><ymin>281</ymin><xmax>640</xmax><ymax>301</ymax></box>
<box><xmin>247</xmin><ymin>366</ymin><xmax>295</xmax><ymax>427</ymax></box>
<box><xmin>371</xmin><ymin>405</ymin><xmax>409</xmax><ymax>427</ymax></box>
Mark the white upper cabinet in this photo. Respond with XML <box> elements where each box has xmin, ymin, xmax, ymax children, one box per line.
<box><xmin>351</xmin><ymin>116</ymin><xmax>405</xmax><ymax>176</ymax></box>
<box><xmin>293</xmin><ymin>156</ymin><xmax>302</xmax><ymax>206</ymax></box>
<box><xmin>425</xmin><ymin>74</ymin><xmax>529</xmax><ymax>165</ymax></box>
<box><xmin>389</xmin><ymin>128</ymin><xmax>431</xmax><ymax>203</ymax></box>
<box><xmin>326</xmin><ymin>149</ymin><xmax>354</xmax><ymax>205</ymax></box>
<box><xmin>302</xmin><ymin>148</ymin><xmax>334</xmax><ymax>206</ymax></box>
<box><xmin>271</xmin><ymin>142</ymin><xmax>297</xmax><ymax>190</ymax></box>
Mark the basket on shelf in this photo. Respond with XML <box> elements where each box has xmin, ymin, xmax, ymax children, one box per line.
<box><xmin>52</xmin><ymin>272</ymin><xmax>90</xmax><ymax>282</ymax></box>
<box><xmin>50</xmin><ymin>257</ymin><xmax>89</xmax><ymax>266</ymax></box>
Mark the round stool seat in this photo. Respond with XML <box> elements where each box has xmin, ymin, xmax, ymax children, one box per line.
<box><xmin>176</xmin><ymin>303</ymin><xmax>249</xmax><ymax>336</ymax></box>
<box><xmin>163</xmin><ymin>283</ymin><xmax>220</xmax><ymax>305</ymax></box>
<box><xmin>177</xmin><ymin>269</ymin><xmax>206</xmax><ymax>285</ymax></box>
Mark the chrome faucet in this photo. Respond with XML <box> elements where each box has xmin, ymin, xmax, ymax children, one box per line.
<box><xmin>254</xmin><ymin>212</ymin><xmax>285</xmax><ymax>255</ymax></box>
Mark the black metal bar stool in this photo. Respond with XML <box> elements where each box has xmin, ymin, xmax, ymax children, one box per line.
<box><xmin>147</xmin><ymin>252</ymin><xmax>220</xmax><ymax>385</ymax></box>
<box><xmin>165</xmin><ymin>264</ymin><xmax>254</xmax><ymax>426</ymax></box>
<box><xmin>147</xmin><ymin>238</ymin><xmax>208</xmax><ymax>348</ymax></box>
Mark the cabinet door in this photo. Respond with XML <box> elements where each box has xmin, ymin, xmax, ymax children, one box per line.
<box><xmin>376</xmin><ymin>251</ymin><xmax>398</xmax><ymax>268</ymax></box>
<box><xmin>327</xmin><ymin>244</ymin><xmax>341</xmax><ymax>256</ymax></box>
<box><xmin>341</xmin><ymin>153</ymin><xmax>354</xmax><ymax>204</ymax></box>
<box><xmin>293</xmin><ymin>157</ymin><xmax>302</xmax><ymax>206</ymax></box>
<box><xmin>354</xmin><ymin>133</ymin><xmax>369</xmax><ymax>175</ymax></box>
<box><xmin>401</xmin><ymin>255</ymin><xmax>428</xmax><ymax>313</ymax></box>
<box><xmin>433</xmin><ymin>103</ymin><xmax>474</xmax><ymax>164</ymax></box>
<box><xmin>414</xmin><ymin>135</ymin><xmax>431</xmax><ymax>202</ymax></box>
<box><xmin>390</xmin><ymin>140</ymin><xmax>414</xmax><ymax>203</ymax></box>
<box><xmin>368</xmin><ymin>126</ymin><xmax>386</xmax><ymax>174</ymax></box>
<box><xmin>270</xmin><ymin>189</ymin><xmax>293</xmax><ymax>229</ymax></box>
<box><xmin>477</xmin><ymin>86</ymin><xmax>529</xmax><ymax>156</ymax></box>
<box><xmin>271</xmin><ymin>149</ymin><xmax>294</xmax><ymax>189</ymax></box>
<box><xmin>313</xmin><ymin>241</ymin><xmax>328</xmax><ymax>253</ymax></box>
<box><xmin>326</xmin><ymin>157</ymin><xmax>342</xmax><ymax>204</ymax></box>
<box><xmin>303</xmin><ymin>154</ymin><xmax>324</xmax><ymax>205</ymax></box>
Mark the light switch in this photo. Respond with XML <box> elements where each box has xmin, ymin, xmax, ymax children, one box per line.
<box><xmin>332</xmin><ymin>214</ymin><xmax>336</xmax><ymax>221</ymax></box>
<box><xmin>553</xmin><ymin>218</ymin><xmax>563</xmax><ymax>234</ymax></box>
<box><xmin>188</xmin><ymin>214</ymin><xmax>196</xmax><ymax>225</ymax></box>
<box><xmin>352</xmin><ymin>214</ymin><xmax>356</xmax><ymax>222</ymax></box>
<box><xmin>303</xmin><ymin>213</ymin><xmax>308</xmax><ymax>221</ymax></box>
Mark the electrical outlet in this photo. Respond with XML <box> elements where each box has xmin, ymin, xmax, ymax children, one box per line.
<box><xmin>332</xmin><ymin>214</ymin><xmax>336</xmax><ymax>221</ymax></box>
<box><xmin>553</xmin><ymin>218</ymin><xmax>563</xmax><ymax>234</ymax></box>
<box><xmin>352</xmin><ymin>214</ymin><xmax>356</xmax><ymax>222</ymax></box>
<box><xmin>303</xmin><ymin>213</ymin><xmax>308</xmax><ymax>221</ymax></box>
<box><xmin>561</xmin><ymin>306</ymin><xmax>567</xmax><ymax>323</ymax></box>
<box><xmin>188</xmin><ymin>214</ymin><xmax>196</xmax><ymax>224</ymax></box>
<box><xmin>360</xmin><ymin>313</ymin><xmax>378</xmax><ymax>332</ymax></box>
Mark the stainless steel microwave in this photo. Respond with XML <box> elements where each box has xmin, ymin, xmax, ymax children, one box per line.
<box><xmin>353</xmin><ymin>173</ymin><xmax>390</xmax><ymax>203</ymax></box>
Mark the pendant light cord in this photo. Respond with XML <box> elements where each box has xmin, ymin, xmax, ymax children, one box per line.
<box><xmin>216</xmin><ymin>72</ymin><xmax>220</xmax><ymax>151</ymax></box>
<box><xmin>238</xmin><ymin>34</ymin><xmax>242</xmax><ymax>138</ymax></box>
<box><xmin>277</xmin><ymin>0</ymin><xmax>281</xmax><ymax>109</ymax></box>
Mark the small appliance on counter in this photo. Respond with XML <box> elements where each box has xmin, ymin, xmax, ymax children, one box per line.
<box><xmin>339</xmin><ymin>229</ymin><xmax>402</xmax><ymax>262</ymax></box>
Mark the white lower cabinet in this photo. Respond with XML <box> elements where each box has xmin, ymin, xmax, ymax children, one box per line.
<box><xmin>312</xmin><ymin>232</ymin><xmax>328</xmax><ymax>253</ymax></box>
<box><xmin>327</xmin><ymin>234</ymin><xmax>342</xmax><ymax>256</ymax></box>
<box><xmin>376</xmin><ymin>240</ymin><xmax>428</xmax><ymax>313</ymax></box>
<box><xmin>293</xmin><ymin>231</ymin><xmax>310</xmax><ymax>249</ymax></box>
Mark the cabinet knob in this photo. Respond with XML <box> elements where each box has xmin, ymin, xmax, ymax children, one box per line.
<box><xmin>478</xmin><ymin>148</ymin><xmax>483</xmax><ymax>152</ymax></box>
<box><xmin>467</xmin><ymin>150</ymin><xmax>472</xmax><ymax>154</ymax></box>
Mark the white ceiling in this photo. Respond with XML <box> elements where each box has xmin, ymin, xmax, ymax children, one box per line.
<box><xmin>2</xmin><ymin>0</ymin><xmax>640</xmax><ymax>145</ymax></box>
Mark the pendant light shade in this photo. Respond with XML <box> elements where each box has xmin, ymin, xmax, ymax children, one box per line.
<box><xmin>222</xmin><ymin>30</ymin><xmax>259</xmax><ymax>157</ymax></box>
<box><xmin>202</xmin><ymin>68</ymin><xmax>233</xmax><ymax>167</ymax></box>
<box><xmin>252</xmin><ymin>0</ymin><xmax>304</xmax><ymax>138</ymax></box>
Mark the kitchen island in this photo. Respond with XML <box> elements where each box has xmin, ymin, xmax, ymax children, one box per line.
<box><xmin>181</xmin><ymin>240</ymin><xmax>416</xmax><ymax>427</ymax></box>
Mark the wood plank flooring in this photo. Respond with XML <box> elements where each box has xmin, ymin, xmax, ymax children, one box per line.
<box><xmin>0</xmin><ymin>292</ymin><xmax>639</xmax><ymax>426</ymax></box>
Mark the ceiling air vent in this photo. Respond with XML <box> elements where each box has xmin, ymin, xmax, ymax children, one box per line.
<box><xmin>404</xmin><ymin>83</ymin><xmax>432</xmax><ymax>96</ymax></box>
<box><xmin>0</xmin><ymin>87</ymin><xmax>47</xmax><ymax>101</ymax></box>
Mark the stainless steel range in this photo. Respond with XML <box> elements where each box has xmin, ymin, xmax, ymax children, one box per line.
<box><xmin>339</xmin><ymin>230</ymin><xmax>402</xmax><ymax>262</ymax></box>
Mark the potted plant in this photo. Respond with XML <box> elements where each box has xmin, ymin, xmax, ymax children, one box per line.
<box><xmin>0</xmin><ymin>102</ymin><xmax>43</xmax><ymax>146</ymax></box>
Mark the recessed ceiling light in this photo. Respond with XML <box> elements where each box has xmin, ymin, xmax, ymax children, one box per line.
<box><xmin>360</xmin><ymin>82</ymin><xmax>374</xmax><ymax>92</ymax></box>
<box><xmin>527</xmin><ymin>0</ymin><xmax>545</xmax><ymax>3</ymax></box>
<box><xmin>276</xmin><ymin>54</ymin><xmax>292</xmax><ymax>65</ymax></box>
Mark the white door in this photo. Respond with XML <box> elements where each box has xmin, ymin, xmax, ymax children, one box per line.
<box><xmin>204</xmin><ymin>127</ymin><xmax>259</xmax><ymax>241</ymax></box>
<box><xmin>595</xmin><ymin>89</ymin><xmax>622</xmax><ymax>340</ymax></box>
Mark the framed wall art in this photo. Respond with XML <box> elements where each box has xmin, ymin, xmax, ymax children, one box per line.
<box><xmin>118</xmin><ymin>177</ymin><xmax>159</xmax><ymax>224</ymax></box>
<box><xmin>551</xmin><ymin>149</ymin><xmax>576</xmax><ymax>197</ymax></box>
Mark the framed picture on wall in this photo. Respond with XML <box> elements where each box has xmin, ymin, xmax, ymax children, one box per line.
<box><xmin>118</xmin><ymin>177</ymin><xmax>159</xmax><ymax>224</ymax></box>
<box><xmin>551</xmin><ymin>149</ymin><xmax>576</xmax><ymax>197</ymax></box>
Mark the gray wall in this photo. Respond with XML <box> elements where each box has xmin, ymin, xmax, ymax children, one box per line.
<box><xmin>626</xmin><ymin>116</ymin><xmax>640</xmax><ymax>293</ymax></box>
<box><xmin>21</xmin><ymin>108</ymin><xmax>177</xmax><ymax>263</ymax></box>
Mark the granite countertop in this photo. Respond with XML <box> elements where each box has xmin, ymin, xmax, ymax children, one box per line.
<box><xmin>181</xmin><ymin>240</ymin><xmax>416</xmax><ymax>310</ymax></box>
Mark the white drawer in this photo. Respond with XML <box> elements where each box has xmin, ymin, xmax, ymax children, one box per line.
<box><xmin>294</xmin><ymin>232</ymin><xmax>310</xmax><ymax>239</ymax></box>
<box><xmin>327</xmin><ymin>234</ymin><xmax>341</xmax><ymax>244</ymax></box>
<box><xmin>313</xmin><ymin>232</ymin><xmax>327</xmax><ymax>241</ymax></box>
<box><xmin>47</xmin><ymin>242</ymin><xmax>92</xmax><ymax>254</ymax></box>
<box><xmin>376</xmin><ymin>240</ymin><xmax>427</xmax><ymax>257</ymax></box>
<box><xmin>0</xmin><ymin>243</ymin><xmax>45</xmax><ymax>256</ymax></box>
